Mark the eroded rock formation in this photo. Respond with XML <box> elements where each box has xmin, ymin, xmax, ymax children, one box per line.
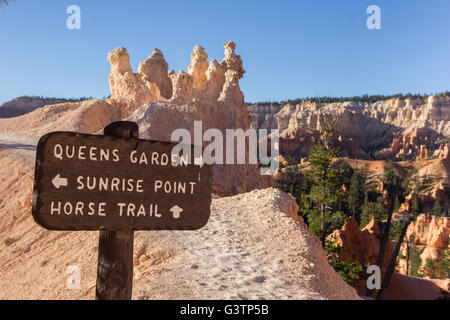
<box><xmin>248</xmin><ymin>96</ymin><xmax>450</xmax><ymax>159</ymax></box>
<box><xmin>434</xmin><ymin>143</ymin><xmax>450</xmax><ymax>159</ymax></box>
<box><xmin>380</xmin><ymin>127</ymin><xmax>439</xmax><ymax>161</ymax></box>
<box><xmin>328</xmin><ymin>217</ymin><xmax>395</xmax><ymax>278</ymax></box>
<box><xmin>126</xmin><ymin>42</ymin><xmax>271</xmax><ymax>195</ymax></box>
<box><xmin>107</xmin><ymin>47</ymin><xmax>170</xmax><ymax>116</ymax></box>
<box><xmin>398</xmin><ymin>214</ymin><xmax>449</xmax><ymax>275</ymax></box>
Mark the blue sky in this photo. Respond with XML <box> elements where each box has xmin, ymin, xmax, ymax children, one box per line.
<box><xmin>1</xmin><ymin>0</ymin><xmax>449</xmax><ymax>104</ymax></box>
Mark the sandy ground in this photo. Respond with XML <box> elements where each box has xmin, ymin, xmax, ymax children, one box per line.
<box><xmin>0</xmin><ymin>136</ymin><xmax>359</xmax><ymax>300</ymax></box>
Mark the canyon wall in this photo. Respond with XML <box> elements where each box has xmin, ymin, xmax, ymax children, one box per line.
<box><xmin>248</xmin><ymin>96</ymin><xmax>450</xmax><ymax>159</ymax></box>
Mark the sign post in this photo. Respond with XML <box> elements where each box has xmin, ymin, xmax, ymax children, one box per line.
<box><xmin>32</xmin><ymin>121</ymin><xmax>212</xmax><ymax>300</ymax></box>
<box><xmin>96</xmin><ymin>121</ymin><xmax>137</xmax><ymax>300</ymax></box>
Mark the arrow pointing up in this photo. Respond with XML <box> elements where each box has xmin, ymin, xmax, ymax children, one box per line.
<box><xmin>52</xmin><ymin>174</ymin><xmax>68</xmax><ymax>189</ymax></box>
<box><xmin>170</xmin><ymin>205</ymin><xmax>183</xmax><ymax>219</ymax></box>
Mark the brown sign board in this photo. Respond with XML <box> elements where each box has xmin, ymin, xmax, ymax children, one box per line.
<box><xmin>32</xmin><ymin>131</ymin><xmax>213</xmax><ymax>231</ymax></box>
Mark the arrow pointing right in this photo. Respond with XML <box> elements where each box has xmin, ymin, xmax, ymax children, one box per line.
<box><xmin>52</xmin><ymin>174</ymin><xmax>68</xmax><ymax>189</ymax></box>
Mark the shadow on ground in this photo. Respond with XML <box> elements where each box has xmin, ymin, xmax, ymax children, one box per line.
<box><xmin>0</xmin><ymin>143</ymin><xmax>36</xmax><ymax>151</ymax></box>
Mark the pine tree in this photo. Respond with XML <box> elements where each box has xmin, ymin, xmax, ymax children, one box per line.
<box><xmin>384</xmin><ymin>162</ymin><xmax>400</xmax><ymax>195</ymax></box>
<box><xmin>389</xmin><ymin>221</ymin><xmax>404</xmax><ymax>247</ymax></box>
<box><xmin>289</xmin><ymin>185</ymin><xmax>295</xmax><ymax>198</ymax></box>
<box><xmin>432</xmin><ymin>198</ymin><xmax>443</xmax><ymax>217</ymax></box>
<box><xmin>363</xmin><ymin>190</ymin><xmax>369</xmax><ymax>206</ymax></box>
<box><xmin>348</xmin><ymin>170</ymin><xmax>366</xmax><ymax>223</ymax></box>
<box><xmin>412</xmin><ymin>175</ymin><xmax>421</xmax><ymax>193</ymax></box>
<box><xmin>412</xmin><ymin>194</ymin><xmax>421</xmax><ymax>219</ymax></box>
<box><xmin>408</xmin><ymin>243</ymin><xmax>422</xmax><ymax>277</ymax></box>
<box><xmin>422</xmin><ymin>248</ymin><xmax>450</xmax><ymax>279</ymax></box>
<box><xmin>422</xmin><ymin>259</ymin><xmax>439</xmax><ymax>279</ymax></box>
<box><xmin>359</xmin><ymin>201</ymin><xmax>385</xmax><ymax>228</ymax></box>
<box><xmin>436</xmin><ymin>248</ymin><xmax>450</xmax><ymax>279</ymax></box>
<box><xmin>275</xmin><ymin>165</ymin><xmax>303</xmax><ymax>199</ymax></box>
<box><xmin>394</xmin><ymin>196</ymin><xmax>401</xmax><ymax>212</ymax></box>
<box><xmin>305</xmin><ymin>116</ymin><xmax>346</xmax><ymax>245</ymax></box>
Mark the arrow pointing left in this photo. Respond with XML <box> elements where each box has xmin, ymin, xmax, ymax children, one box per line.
<box><xmin>52</xmin><ymin>174</ymin><xmax>68</xmax><ymax>189</ymax></box>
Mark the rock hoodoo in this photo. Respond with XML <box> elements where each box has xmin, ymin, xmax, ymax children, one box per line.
<box><xmin>398</xmin><ymin>214</ymin><xmax>449</xmax><ymax>275</ymax></box>
<box><xmin>328</xmin><ymin>217</ymin><xmax>394</xmax><ymax>272</ymax></box>
<box><xmin>126</xmin><ymin>42</ymin><xmax>271</xmax><ymax>196</ymax></box>
<box><xmin>188</xmin><ymin>46</ymin><xmax>209</xmax><ymax>90</ymax></box>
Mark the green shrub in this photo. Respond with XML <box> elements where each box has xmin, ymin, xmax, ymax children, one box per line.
<box><xmin>4</xmin><ymin>237</ymin><xmax>15</xmax><ymax>246</ymax></box>
<box><xmin>325</xmin><ymin>239</ymin><xmax>364</xmax><ymax>285</ymax></box>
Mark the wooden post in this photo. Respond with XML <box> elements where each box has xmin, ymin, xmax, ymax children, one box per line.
<box><xmin>95</xmin><ymin>121</ymin><xmax>138</xmax><ymax>300</ymax></box>
<box><xmin>376</xmin><ymin>220</ymin><xmax>411</xmax><ymax>300</ymax></box>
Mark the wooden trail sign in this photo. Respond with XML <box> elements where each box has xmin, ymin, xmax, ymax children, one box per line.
<box><xmin>31</xmin><ymin>121</ymin><xmax>213</xmax><ymax>299</ymax></box>
<box><xmin>32</xmin><ymin>124</ymin><xmax>212</xmax><ymax>231</ymax></box>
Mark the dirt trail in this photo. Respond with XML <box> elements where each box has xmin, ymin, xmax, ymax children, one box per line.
<box><xmin>0</xmin><ymin>133</ymin><xmax>37</xmax><ymax>165</ymax></box>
